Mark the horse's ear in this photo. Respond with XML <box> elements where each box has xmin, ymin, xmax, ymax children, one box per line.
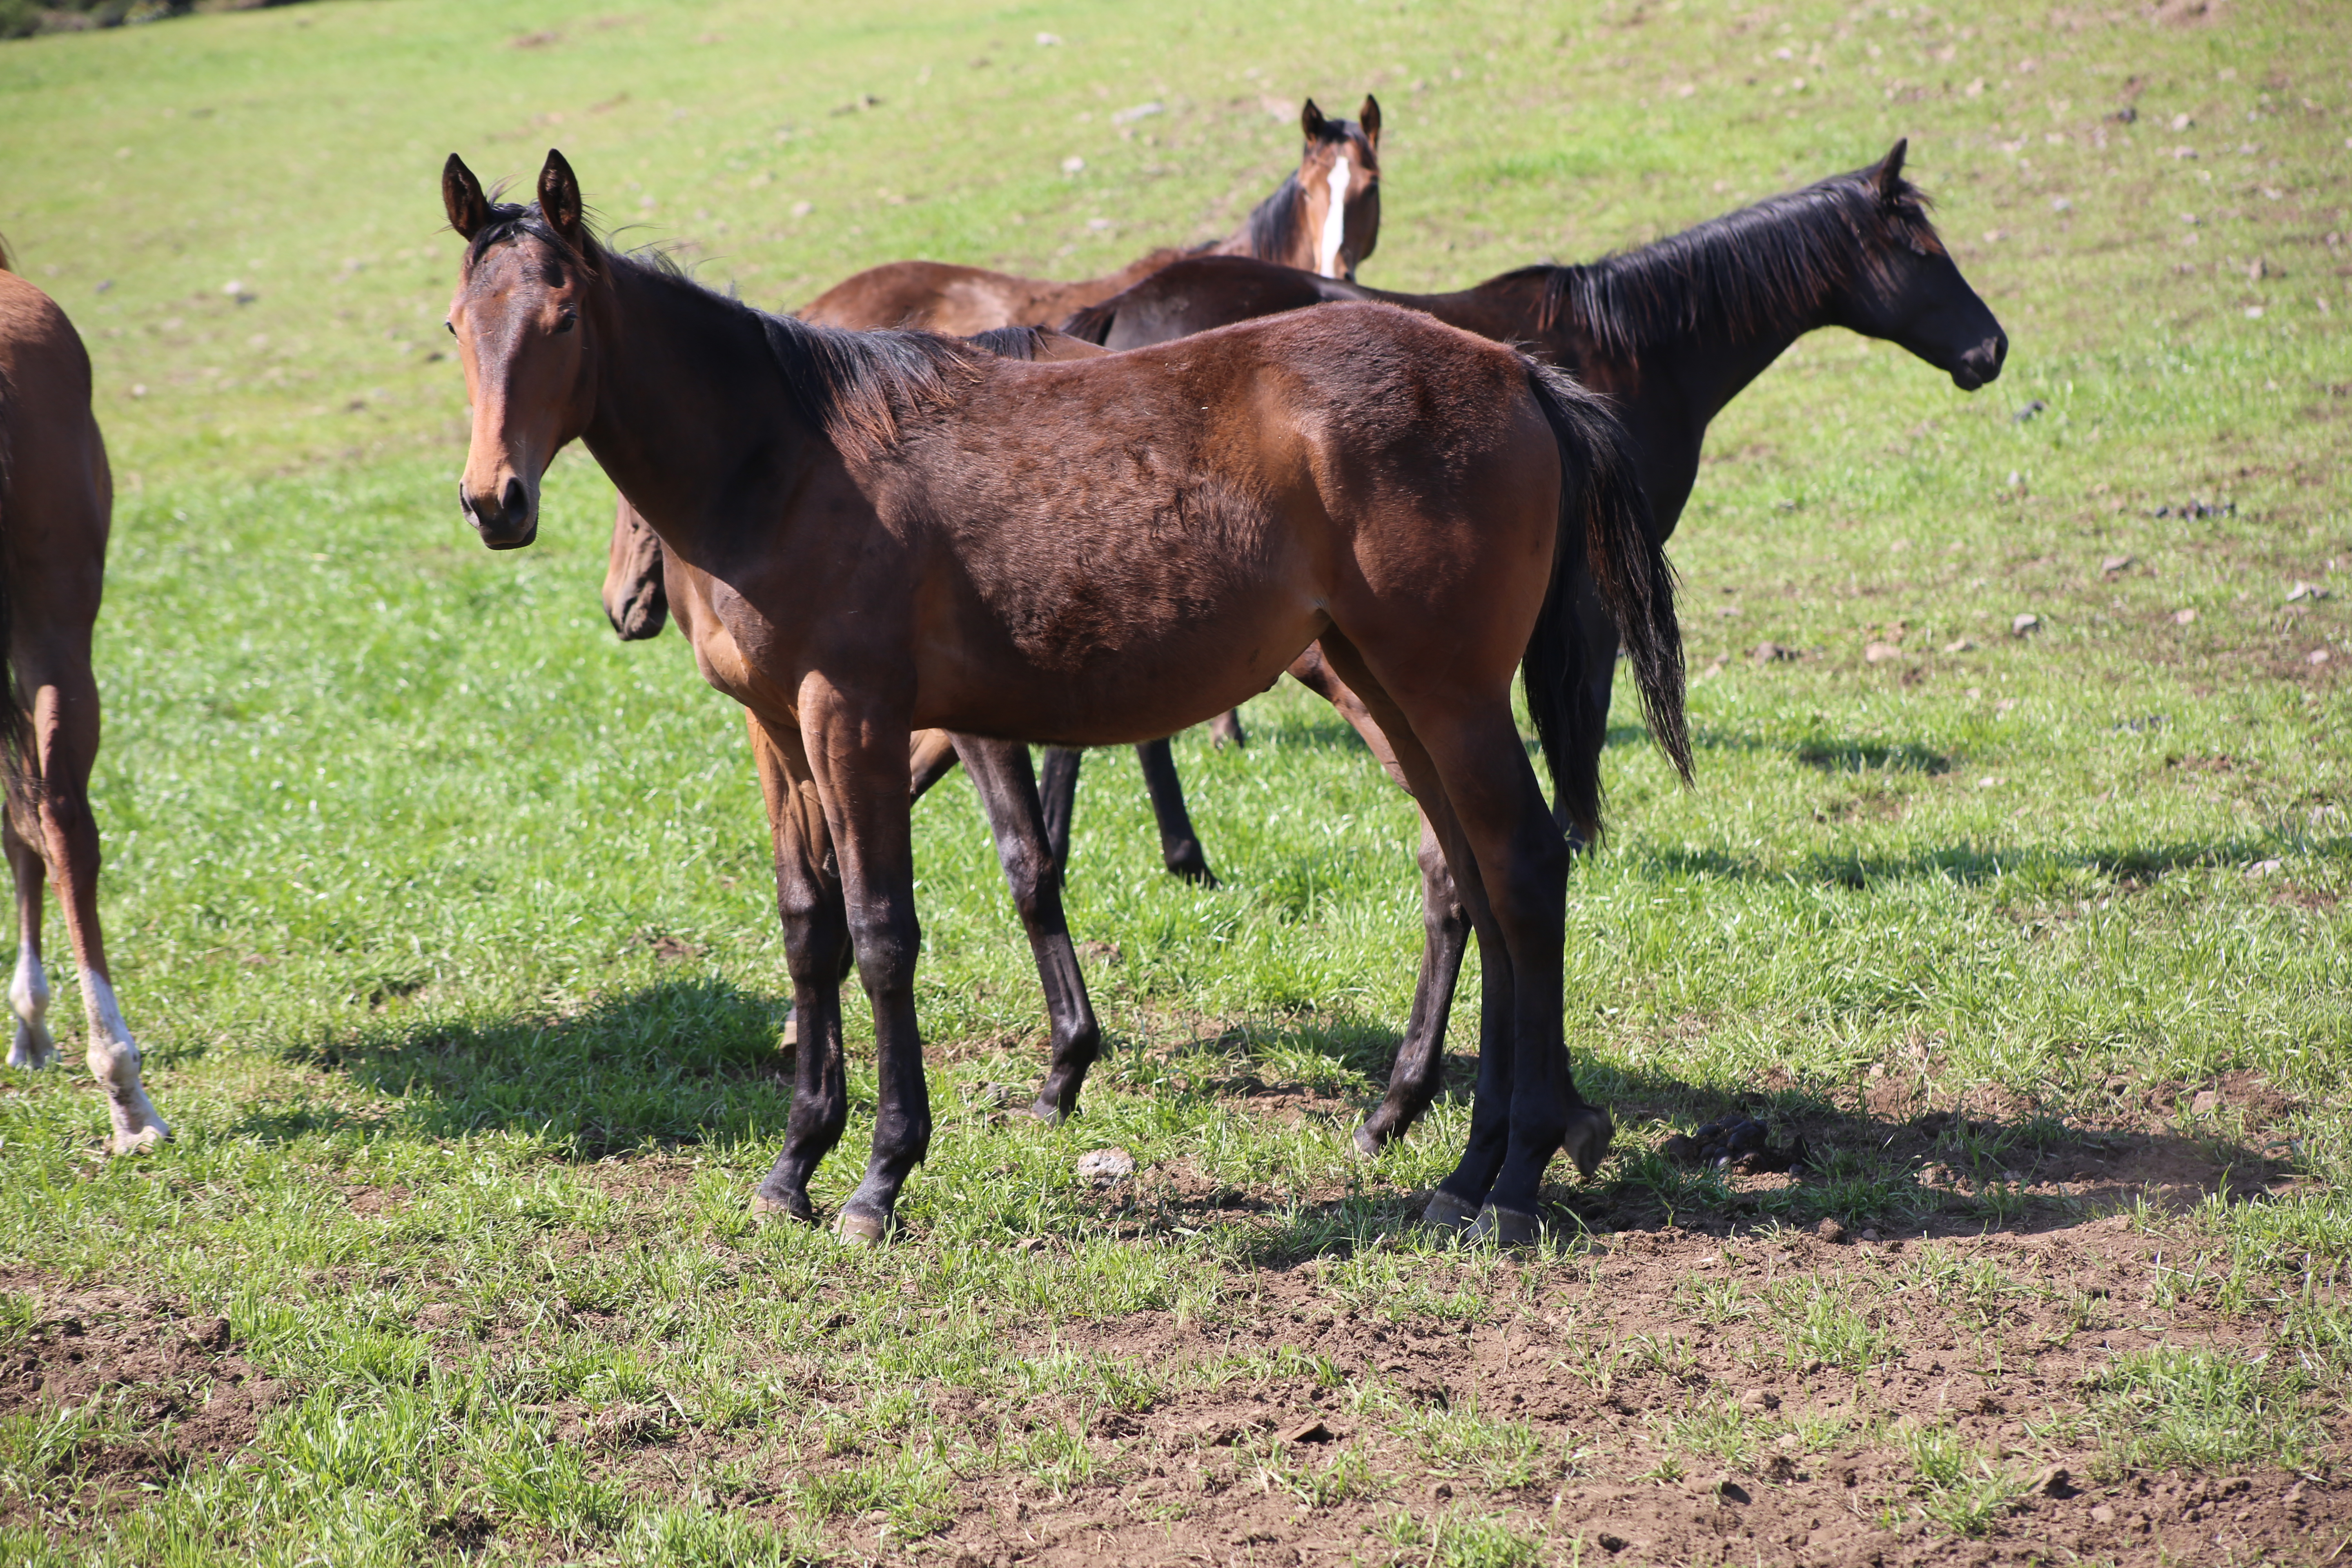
<box><xmin>1358</xmin><ymin>95</ymin><xmax>1381</xmax><ymax>149</ymax></box>
<box><xmin>1301</xmin><ymin>98</ymin><xmax>1330</xmax><ymax>143</ymax></box>
<box><xmin>1875</xmin><ymin>138</ymin><xmax>1909</xmax><ymax>201</ymax></box>
<box><xmin>443</xmin><ymin>154</ymin><xmax>490</xmax><ymax>240</ymax></box>
<box><xmin>538</xmin><ymin>148</ymin><xmax>586</xmax><ymax>253</ymax></box>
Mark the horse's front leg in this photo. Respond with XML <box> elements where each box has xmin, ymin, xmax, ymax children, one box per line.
<box><xmin>802</xmin><ymin>694</ymin><xmax>931</xmax><ymax>1244</ymax></box>
<box><xmin>746</xmin><ymin>715</ymin><xmax>853</xmax><ymax>1225</ymax></box>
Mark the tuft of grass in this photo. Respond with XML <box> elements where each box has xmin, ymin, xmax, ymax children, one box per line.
<box><xmin>1376</xmin><ymin>1505</ymin><xmax>1547</xmax><ymax>1568</ymax></box>
<box><xmin>2091</xmin><ymin>1348</ymin><xmax>2321</xmax><ymax>1473</ymax></box>
<box><xmin>1896</xmin><ymin>1421</ymin><xmax>2029</xmax><ymax>1536</ymax></box>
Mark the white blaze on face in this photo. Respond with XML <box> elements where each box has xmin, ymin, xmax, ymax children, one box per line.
<box><xmin>1317</xmin><ymin>151</ymin><xmax>1354</xmax><ymax>278</ymax></box>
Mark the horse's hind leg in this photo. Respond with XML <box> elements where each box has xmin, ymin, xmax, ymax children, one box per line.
<box><xmin>1038</xmin><ymin>746</ymin><xmax>1082</xmax><ymax>872</ymax></box>
<box><xmin>1207</xmin><ymin>710</ymin><xmax>1247</xmax><ymax>750</ymax></box>
<box><xmin>1352</xmin><ymin>815</ymin><xmax>1470</xmax><ymax>1155</ymax></box>
<box><xmin>4</xmin><ymin>811</ymin><xmax>56</xmax><ymax>1070</ymax></box>
<box><xmin>747</xmin><ymin>716</ymin><xmax>853</xmax><ymax>1225</ymax></box>
<box><xmin>25</xmin><ymin>666</ymin><xmax>168</xmax><ymax>1153</ymax></box>
<box><xmin>951</xmin><ymin>735</ymin><xmax>1103</xmax><ymax>1122</ymax></box>
<box><xmin>1136</xmin><ymin>739</ymin><xmax>1215</xmax><ymax>885</ymax></box>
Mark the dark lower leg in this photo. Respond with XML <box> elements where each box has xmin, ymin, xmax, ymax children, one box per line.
<box><xmin>747</xmin><ymin>722</ymin><xmax>851</xmax><ymax>1221</ymax></box>
<box><xmin>837</xmin><ymin>898</ymin><xmax>930</xmax><ymax>1239</ymax></box>
<box><xmin>952</xmin><ymin>735</ymin><xmax>1103</xmax><ymax>1121</ymax></box>
<box><xmin>1038</xmin><ymin>747</ymin><xmax>1082</xmax><ymax>872</ymax></box>
<box><xmin>1136</xmin><ymin>739</ymin><xmax>1215</xmax><ymax>886</ymax></box>
<box><xmin>1354</xmin><ymin>820</ymin><xmax>1467</xmax><ymax>1154</ymax></box>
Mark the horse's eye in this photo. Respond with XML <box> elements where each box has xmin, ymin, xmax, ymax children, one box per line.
<box><xmin>554</xmin><ymin>310</ymin><xmax>577</xmax><ymax>334</ymax></box>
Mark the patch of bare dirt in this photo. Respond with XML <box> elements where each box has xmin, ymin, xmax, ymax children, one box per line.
<box><xmin>0</xmin><ymin>1276</ymin><xmax>287</xmax><ymax>1527</ymax></box>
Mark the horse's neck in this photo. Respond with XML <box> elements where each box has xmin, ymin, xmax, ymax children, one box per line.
<box><xmin>581</xmin><ymin>267</ymin><xmax>813</xmax><ymax>564</ymax></box>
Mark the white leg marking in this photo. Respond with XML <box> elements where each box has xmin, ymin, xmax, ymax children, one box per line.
<box><xmin>1317</xmin><ymin>152</ymin><xmax>1354</xmax><ymax>278</ymax></box>
<box><xmin>8</xmin><ymin>941</ymin><xmax>55</xmax><ymax>1070</ymax></box>
<box><xmin>81</xmin><ymin>968</ymin><xmax>169</xmax><ymax>1153</ymax></box>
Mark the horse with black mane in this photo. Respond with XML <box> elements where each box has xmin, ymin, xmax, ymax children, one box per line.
<box><xmin>441</xmin><ymin>149</ymin><xmax>1686</xmax><ymax>1244</ymax></box>
<box><xmin>1047</xmin><ymin>142</ymin><xmax>2005</xmax><ymax>1150</ymax></box>
<box><xmin>1</xmin><ymin>245</ymin><xmax>171</xmax><ymax>1154</ymax></box>
<box><xmin>800</xmin><ymin>97</ymin><xmax>1381</xmax><ymax>337</ymax></box>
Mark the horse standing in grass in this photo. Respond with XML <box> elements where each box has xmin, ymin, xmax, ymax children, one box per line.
<box><xmin>442</xmin><ymin>149</ymin><xmax>1686</xmax><ymax>1243</ymax></box>
<box><xmin>1051</xmin><ymin>143</ymin><xmax>2006</xmax><ymax>1150</ymax></box>
<box><xmin>801</xmin><ymin>97</ymin><xmax>1381</xmax><ymax>336</ymax></box>
<box><xmin>0</xmin><ymin>255</ymin><xmax>170</xmax><ymax>1154</ymax></box>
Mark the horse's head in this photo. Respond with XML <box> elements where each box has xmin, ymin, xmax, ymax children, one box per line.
<box><xmin>1831</xmin><ymin>141</ymin><xmax>2006</xmax><ymax>391</ymax></box>
<box><xmin>1298</xmin><ymin>96</ymin><xmax>1382</xmax><ymax>280</ymax></box>
<box><xmin>441</xmin><ymin>149</ymin><xmax>601</xmax><ymax>550</ymax></box>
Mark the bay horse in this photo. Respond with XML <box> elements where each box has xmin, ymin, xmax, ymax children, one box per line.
<box><xmin>800</xmin><ymin>97</ymin><xmax>1381</xmax><ymax>336</ymax></box>
<box><xmin>442</xmin><ymin>149</ymin><xmax>1686</xmax><ymax>1243</ymax></box>
<box><xmin>1053</xmin><ymin>142</ymin><xmax>2005</xmax><ymax>1152</ymax></box>
<box><xmin>1</xmin><ymin>254</ymin><xmax>171</xmax><ymax>1154</ymax></box>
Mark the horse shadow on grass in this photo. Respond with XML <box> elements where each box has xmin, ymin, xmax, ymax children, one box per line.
<box><xmin>249</xmin><ymin>978</ymin><xmax>795</xmax><ymax>1158</ymax></box>
<box><xmin>1124</xmin><ymin>1008</ymin><xmax>2304</xmax><ymax>1267</ymax></box>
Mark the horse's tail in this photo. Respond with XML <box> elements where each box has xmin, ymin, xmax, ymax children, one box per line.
<box><xmin>1520</xmin><ymin>361</ymin><xmax>1688</xmax><ymax>841</ymax></box>
<box><xmin>1056</xmin><ymin>299</ymin><xmax>1118</xmax><ymax>345</ymax></box>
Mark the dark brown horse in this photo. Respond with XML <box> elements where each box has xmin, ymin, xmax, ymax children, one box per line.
<box><xmin>800</xmin><ymin>98</ymin><xmax>1380</xmax><ymax>336</ymax></box>
<box><xmin>601</xmin><ymin>327</ymin><xmax>1116</xmax><ymax>1088</ymax></box>
<box><xmin>443</xmin><ymin>149</ymin><xmax>1686</xmax><ymax>1243</ymax></box>
<box><xmin>1052</xmin><ymin>143</ymin><xmax>2005</xmax><ymax>1151</ymax></box>
<box><xmin>1</xmin><ymin>256</ymin><xmax>170</xmax><ymax>1154</ymax></box>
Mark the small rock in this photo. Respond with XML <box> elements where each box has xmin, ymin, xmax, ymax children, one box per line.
<box><xmin>1715</xmin><ymin>1479</ymin><xmax>1752</xmax><ymax>1505</ymax></box>
<box><xmin>1864</xmin><ymin>640</ymin><xmax>1904</xmax><ymax>663</ymax></box>
<box><xmin>1059</xmin><ymin>155</ymin><xmax>1085</xmax><ymax>174</ymax></box>
<box><xmin>1739</xmin><ymin>1387</ymin><xmax>1782</xmax><ymax>1410</ymax></box>
<box><xmin>2172</xmin><ymin>607</ymin><xmax>2198</xmax><ymax>625</ymax></box>
<box><xmin>1282</xmin><ymin>1417</ymin><xmax>1334</xmax><ymax>1445</ymax></box>
<box><xmin>1751</xmin><ymin>641</ymin><xmax>1795</xmax><ymax>666</ymax></box>
<box><xmin>2090</xmin><ymin>1503</ymin><xmax>2117</xmax><ymax>1525</ymax></box>
<box><xmin>2013</xmin><ymin>399</ymin><xmax>2047</xmax><ymax>422</ymax></box>
<box><xmin>1015</xmin><ymin>1235</ymin><xmax>1048</xmax><ymax>1253</ymax></box>
<box><xmin>1815</xmin><ymin>1217</ymin><xmax>1848</xmax><ymax>1244</ymax></box>
<box><xmin>2101</xmin><ymin>554</ymin><xmax>2135</xmax><ymax>574</ymax></box>
<box><xmin>2310</xmin><ymin>648</ymin><xmax>2332</xmax><ymax>666</ymax></box>
<box><xmin>185</xmin><ymin>1316</ymin><xmax>232</xmax><ymax>1351</ymax></box>
<box><xmin>1858</xmin><ymin>1227</ymin><xmax>1881</xmax><ymax>1243</ymax></box>
<box><xmin>1076</xmin><ymin>1147</ymin><xmax>1134</xmax><ymax>1186</ymax></box>
<box><xmin>2011</xmin><ymin>612</ymin><xmax>2041</xmax><ymax>636</ymax></box>
<box><xmin>1597</xmin><ymin>1533</ymin><xmax>1627</xmax><ymax>1553</ymax></box>
<box><xmin>2190</xmin><ymin>1089</ymin><xmax>2222</xmax><ymax>1116</ymax></box>
<box><xmin>1942</xmin><ymin>637</ymin><xmax>1974</xmax><ymax>653</ymax></box>
<box><xmin>2286</xmin><ymin>581</ymin><xmax>2330</xmax><ymax>603</ymax></box>
<box><xmin>2247</xmin><ymin>860</ymin><xmax>2282</xmax><ymax>878</ymax></box>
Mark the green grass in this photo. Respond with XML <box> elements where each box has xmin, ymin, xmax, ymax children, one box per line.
<box><xmin>1</xmin><ymin>0</ymin><xmax>2349</xmax><ymax>1561</ymax></box>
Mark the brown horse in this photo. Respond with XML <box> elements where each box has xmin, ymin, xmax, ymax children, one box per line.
<box><xmin>800</xmin><ymin>97</ymin><xmax>1380</xmax><ymax>336</ymax></box>
<box><xmin>1</xmin><ymin>256</ymin><xmax>170</xmax><ymax>1154</ymax></box>
<box><xmin>601</xmin><ymin>327</ymin><xmax>1116</xmax><ymax>1094</ymax></box>
<box><xmin>443</xmin><ymin>149</ymin><xmax>1686</xmax><ymax>1243</ymax></box>
<box><xmin>1052</xmin><ymin>144</ymin><xmax>2006</xmax><ymax>1151</ymax></box>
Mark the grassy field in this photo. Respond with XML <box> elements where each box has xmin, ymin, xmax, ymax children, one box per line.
<box><xmin>2</xmin><ymin>0</ymin><xmax>2350</xmax><ymax>1562</ymax></box>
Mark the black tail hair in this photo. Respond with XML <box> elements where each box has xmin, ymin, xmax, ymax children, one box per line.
<box><xmin>1519</xmin><ymin>362</ymin><xmax>1689</xmax><ymax>841</ymax></box>
<box><xmin>1055</xmin><ymin>300</ymin><xmax>1119</xmax><ymax>346</ymax></box>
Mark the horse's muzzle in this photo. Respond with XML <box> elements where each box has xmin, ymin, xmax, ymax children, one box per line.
<box><xmin>1951</xmin><ymin>332</ymin><xmax>2007</xmax><ymax>392</ymax></box>
<box><xmin>462</xmin><ymin>476</ymin><xmax>539</xmax><ymax>550</ymax></box>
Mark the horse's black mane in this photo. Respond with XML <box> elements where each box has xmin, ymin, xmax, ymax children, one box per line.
<box><xmin>463</xmin><ymin>199</ymin><xmax>984</xmax><ymax>461</ymax></box>
<box><xmin>1515</xmin><ymin>163</ymin><xmax>1940</xmax><ymax>362</ymax></box>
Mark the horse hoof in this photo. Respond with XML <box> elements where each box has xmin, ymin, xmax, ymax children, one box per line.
<box><xmin>1471</xmin><ymin>1204</ymin><xmax>1543</xmax><ymax>1247</ymax></box>
<box><xmin>1563</xmin><ymin>1106</ymin><xmax>1617</xmax><ymax>1180</ymax></box>
<box><xmin>1023</xmin><ymin>1098</ymin><xmax>1067</xmax><ymax>1126</ymax></box>
<box><xmin>1350</xmin><ymin>1123</ymin><xmax>1383</xmax><ymax>1161</ymax></box>
<box><xmin>1422</xmin><ymin>1189</ymin><xmax>1480</xmax><ymax>1233</ymax></box>
<box><xmin>107</xmin><ymin>1124</ymin><xmax>169</xmax><ymax>1157</ymax></box>
<box><xmin>9</xmin><ymin>1021</ymin><xmax>57</xmax><ymax>1071</ymax></box>
<box><xmin>835</xmin><ymin>1210</ymin><xmax>888</xmax><ymax>1246</ymax></box>
<box><xmin>750</xmin><ymin>1191</ymin><xmax>814</xmax><ymax>1226</ymax></box>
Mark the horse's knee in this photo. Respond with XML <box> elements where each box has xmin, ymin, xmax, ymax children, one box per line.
<box><xmin>848</xmin><ymin>908</ymin><xmax>920</xmax><ymax>995</ymax></box>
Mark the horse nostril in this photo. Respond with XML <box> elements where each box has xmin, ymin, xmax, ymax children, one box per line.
<box><xmin>501</xmin><ymin>476</ymin><xmax>529</xmax><ymax>520</ymax></box>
